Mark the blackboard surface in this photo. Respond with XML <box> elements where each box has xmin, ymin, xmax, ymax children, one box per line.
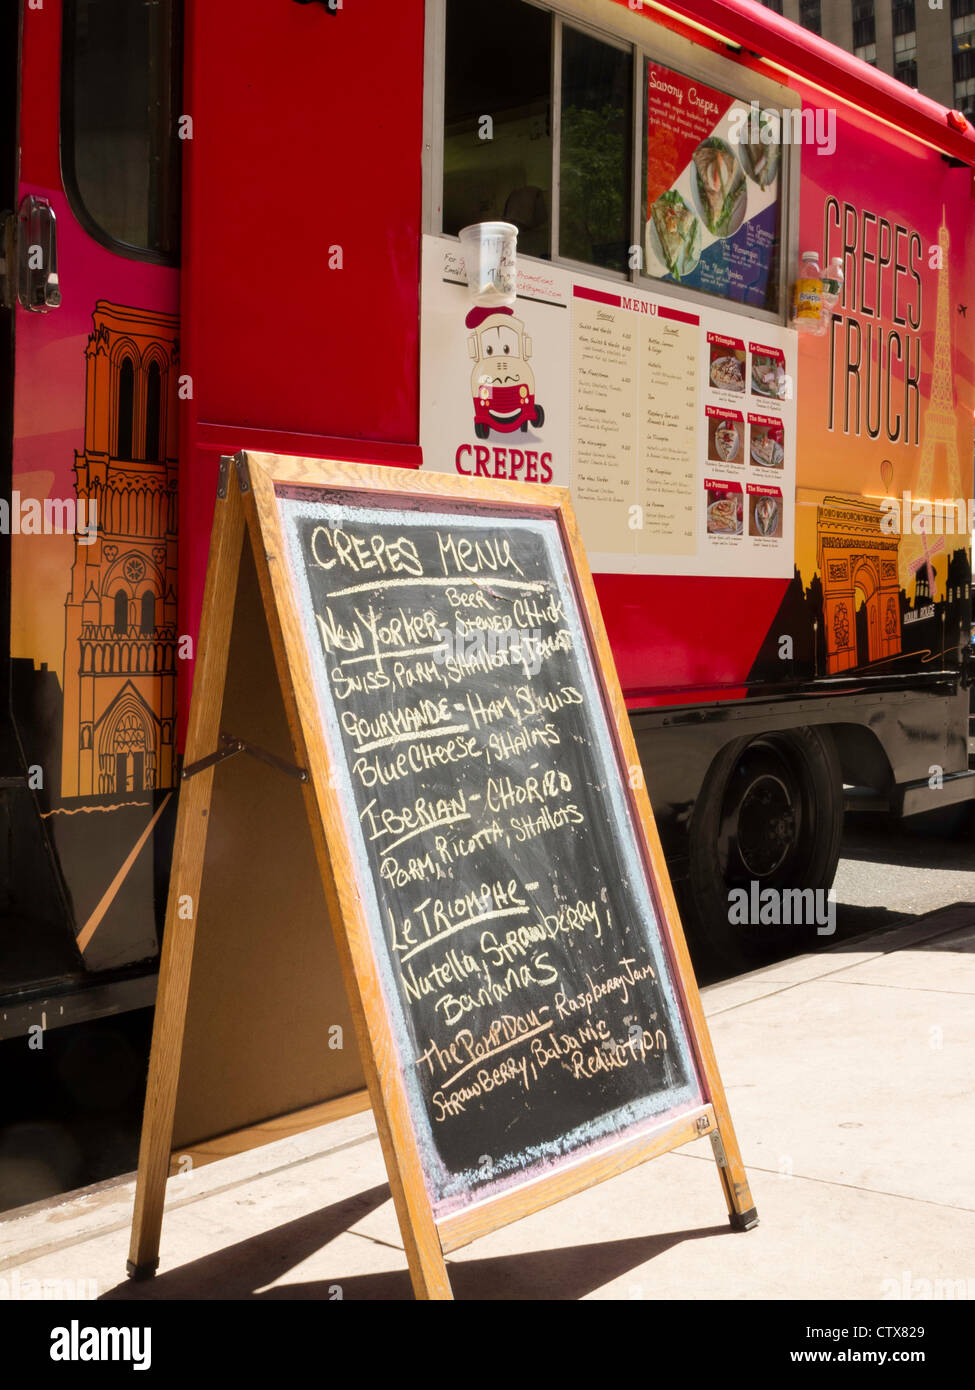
<box><xmin>277</xmin><ymin>486</ymin><xmax>703</xmax><ymax>1214</ymax></box>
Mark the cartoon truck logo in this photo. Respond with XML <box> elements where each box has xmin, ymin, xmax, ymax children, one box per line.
<box><xmin>466</xmin><ymin>304</ymin><xmax>545</xmax><ymax>440</ymax></box>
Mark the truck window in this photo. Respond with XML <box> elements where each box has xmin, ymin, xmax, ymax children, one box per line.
<box><xmin>560</xmin><ymin>25</ymin><xmax>632</xmax><ymax>274</ymax></box>
<box><xmin>443</xmin><ymin>0</ymin><xmax>552</xmax><ymax>257</ymax></box>
<box><xmin>436</xmin><ymin>0</ymin><xmax>788</xmax><ymax>318</ymax></box>
<box><xmin>62</xmin><ymin>0</ymin><xmax>181</xmax><ymax>262</ymax></box>
<box><xmin>442</xmin><ymin>0</ymin><xmax>632</xmax><ymax>271</ymax></box>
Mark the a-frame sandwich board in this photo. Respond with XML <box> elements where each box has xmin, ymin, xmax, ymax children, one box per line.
<box><xmin>128</xmin><ymin>450</ymin><xmax>757</xmax><ymax>1300</ymax></box>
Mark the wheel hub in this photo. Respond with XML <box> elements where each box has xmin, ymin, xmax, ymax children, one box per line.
<box><xmin>718</xmin><ymin>741</ymin><xmax>805</xmax><ymax>885</ymax></box>
<box><xmin>736</xmin><ymin>775</ymin><xmax>796</xmax><ymax>877</ymax></box>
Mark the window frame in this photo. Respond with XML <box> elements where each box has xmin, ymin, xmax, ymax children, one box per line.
<box><xmin>424</xmin><ymin>0</ymin><xmax>801</xmax><ymax>328</ymax></box>
<box><xmin>60</xmin><ymin>0</ymin><xmax>182</xmax><ymax>267</ymax></box>
<box><xmin>552</xmin><ymin>15</ymin><xmax>634</xmax><ymax>280</ymax></box>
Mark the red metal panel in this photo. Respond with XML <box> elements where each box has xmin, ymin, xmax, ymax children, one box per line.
<box><xmin>596</xmin><ymin>573</ymin><xmax>788</xmax><ymax>703</ymax></box>
<box><xmin>181</xmin><ymin>1</ymin><xmax>423</xmax><ymax>439</ymax></box>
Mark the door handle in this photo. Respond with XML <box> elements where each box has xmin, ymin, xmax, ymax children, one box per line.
<box><xmin>14</xmin><ymin>194</ymin><xmax>62</xmax><ymax>312</ymax></box>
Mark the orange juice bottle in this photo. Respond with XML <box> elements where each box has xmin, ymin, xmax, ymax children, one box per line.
<box><xmin>791</xmin><ymin>250</ymin><xmax>825</xmax><ymax>334</ymax></box>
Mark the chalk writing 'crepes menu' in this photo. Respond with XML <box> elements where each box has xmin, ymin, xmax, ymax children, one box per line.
<box><xmin>278</xmin><ymin>491</ymin><xmax>702</xmax><ymax>1212</ymax></box>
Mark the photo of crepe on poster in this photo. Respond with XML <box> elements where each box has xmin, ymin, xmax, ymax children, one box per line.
<box><xmin>706</xmin><ymin>406</ymin><xmax>744</xmax><ymax>464</ymax></box>
<box><xmin>748</xmin><ymin>414</ymin><xmax>785</xmax><ymax>469</ymax></box>
<box><xmin>750</xmin><ymin>343</ymin><xmax>788</xmax><ymax>399</ymax></box>
<box><xmin>708</xmin><ymin>335</ymin><xmax>746</xmax><ymax>393</ymax></box>
<box><xmin>705</xmin><ymin>480</ymin><xmax>744</xmax><ymax>537</ymax></box>
<box><xmin>644</xmin><ymin>62</ymin><xmax>781</xmax><ymax>309</ymax></box>
<box><xmin>748</xmin><ymin>485</ymin><xmax>784</xmax><ymax>539</ymax></box>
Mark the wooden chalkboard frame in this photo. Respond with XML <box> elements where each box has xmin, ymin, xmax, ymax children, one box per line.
<box><xmin>128</xmin><ymin>451</ymin><xmax>757</xmax><ymax>1300</ymax></box>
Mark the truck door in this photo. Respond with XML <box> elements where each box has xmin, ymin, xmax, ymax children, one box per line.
<box><xmin>1</xmin><ymin>0</ymin><xmax>181</xmax><ymax>1016</ymax></box>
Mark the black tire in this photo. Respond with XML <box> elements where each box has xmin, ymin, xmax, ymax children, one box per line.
<box><xmin>474</xmin><ymin>421</ymin><xmax>490</xmax><ymax>439</ymax></box>
<box><xmin>532</xmin><ymin>403</ymin><xmax>545</xmax><ymax>428</ymax></box>
<box><xmin>684</xmin><ymin>726</ymin><xmax>843</xmax><ymax>968</ymax></box>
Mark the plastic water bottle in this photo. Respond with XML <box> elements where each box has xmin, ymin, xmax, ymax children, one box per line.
<box><xmin>821</xmin><ymin>255</ymin><xmax>844</xmax><ymax>316</ymax></box>
<box><xmin>791</xmin><ymin>250</ymin><xmax>825</xmax><ymax>334</ymax></box>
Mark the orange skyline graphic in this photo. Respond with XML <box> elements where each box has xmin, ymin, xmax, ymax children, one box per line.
<box><xmin>795</xmin><ymin>205</ymin><xmax>972</xmax><ymax>641</ymax></box>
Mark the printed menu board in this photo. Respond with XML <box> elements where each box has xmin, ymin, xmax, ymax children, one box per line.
<box><xmin>572</xmin><ymin>288</ymin><xmax>698</xmax><ymax>557</ymax></box>
<box><xmin>568</xmin><ymin>283</ymin><xmax>794</xmax><ymax>576</ymax></box>
<box><xmin>644</xmin><ymin>62</ymin><xmax>782</xmax><ymax>310</ymax></box>
<box><xmin>419</xmin><ymin>234</ymin><xmax>796</xmax><ymax>581</ymax></box>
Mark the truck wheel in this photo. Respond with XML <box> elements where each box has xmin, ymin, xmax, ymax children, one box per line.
<box><xmin>474</xmin><ymin>422</ymin><xmax>490</xmax><ymax>439</ymax></box>
<box><xmin>684</xmin><ymin>727</ymin><xmax>843</xmax><ymax>967</ymax></box>
<box><xmin>532</xmin><ymin>404</ymin><xmax>545</xmax><ymax>428</ymax></box>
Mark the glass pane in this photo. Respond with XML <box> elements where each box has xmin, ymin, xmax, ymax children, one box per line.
<box><xmin>64</xmin><ymin>0</ymin><xmax>181</xmax><ymax>258</ymax></box>
<box><xmin>559</xmin><ymin>26</ymin><xmax>632</xmax><ymax>274</ymax></box>
<box><xmin>443</xmin><ymin>0</ymin><xmax>551</xmax><ymax>260</ymax></box>
<box><xmin>642</xmin><ymin>59</ymin><xmax>782</xmax><ymax>311</ymax></box>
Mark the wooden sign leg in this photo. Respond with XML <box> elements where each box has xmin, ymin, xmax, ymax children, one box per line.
<box><xmin>127</xmin><ymin>468</ymin><xmax>246</xmax><ymax>1278</ymax></box>
<box><xmin>126</xmin><ymin>773</ymin><xmax>216</xmax><ymax>1277</ymax></box>
<box><xmin>385</xmin><ymin>1149</ymin><xmax>454</xmax><ymax>1301</ymax></box>
<box><xmin>710</xmin><ymin>1100</ymin><xmax>758</xmax><ymax>1231</ymax></box>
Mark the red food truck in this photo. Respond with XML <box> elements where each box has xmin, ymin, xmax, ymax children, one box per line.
<box><xmin>2</xmin><ymin>0</ymin><xmax>974</xmax><ymax>1039</ymax></box>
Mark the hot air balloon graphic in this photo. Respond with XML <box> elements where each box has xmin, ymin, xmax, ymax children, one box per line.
<box><xmin>880</xmin><ymin>459</ymin><xmax>893</xmax><ymax>493</ymax></box>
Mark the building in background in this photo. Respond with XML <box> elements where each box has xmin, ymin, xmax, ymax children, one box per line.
<box><xmin>758</xmin><ymin>1</ymin><xmax>975</xmax><ymax>114</ymax></box>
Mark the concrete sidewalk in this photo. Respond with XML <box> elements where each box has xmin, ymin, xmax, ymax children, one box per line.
<box><xmin>2</xmin><ymin>906</ymin><xmax>973</xmax><ymax>1301</ymax></box>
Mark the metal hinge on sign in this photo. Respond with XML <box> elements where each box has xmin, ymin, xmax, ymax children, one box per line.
<box><xmin>710</xmin><ymin>1130</ymin><xmax>729</xmax><ymax>1168</ymax></box>
<box><xmin>181</xmin><ymin>733</ymin><xmax>308</xmax><ymax>783</ymax></box>
<box><xmin>216</xmin><ymin>455</ymin><xmax>232</xmax><ymax>499</ymax></box>
<box><xmin>234</xmin><ymin>452</ymin><xmax>250</xmax><ymax>493</ymax></box>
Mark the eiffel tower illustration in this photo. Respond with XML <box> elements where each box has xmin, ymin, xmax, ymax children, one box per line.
<box><xmin>900</xmin><ymin>208</ymin><xmax>964</xmax><ymax>594</ymax></box>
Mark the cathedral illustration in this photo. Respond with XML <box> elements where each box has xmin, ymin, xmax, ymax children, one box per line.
<box><xmin>60</xmin><ymin>302</ymin><xmax>179</xmax><ymax>799</ymax></box>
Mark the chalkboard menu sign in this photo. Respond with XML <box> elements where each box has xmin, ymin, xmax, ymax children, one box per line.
<box><xmin>129</xmin><ymin>453</ymin><xmax>756</xmax><ymax>1301</ymax></box>
<box><xmin>277</xmin><ymin>492</ymin><xmax>702</xmax><ymax>1210</ymax></box>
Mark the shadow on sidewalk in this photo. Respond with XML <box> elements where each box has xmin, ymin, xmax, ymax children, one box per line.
<box><xmin>99</xmin><ymin>1181</ymin><xmax>730</xmax><ymax>1300</ymax></box>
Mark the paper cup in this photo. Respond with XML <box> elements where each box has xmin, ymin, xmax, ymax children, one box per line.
<box><xmin>458</xmin><ymin>221</ymin><xmax>518</xmax><ymax>307</ymax></box>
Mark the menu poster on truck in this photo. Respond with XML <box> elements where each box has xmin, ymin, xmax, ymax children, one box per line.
<box><xmin>420</xmin><ymin>234</ymin><xmax>796</xmax><ymax>582</ymax></box>
<box><xmin>644</xmin><ymin>63</ymin><xmax>782</xmax><ymax>311</ymax></box>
